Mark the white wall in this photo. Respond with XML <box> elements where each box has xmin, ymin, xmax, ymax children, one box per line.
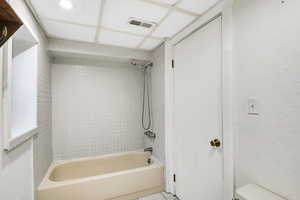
<box><xmin>234</xmin><ymin>0</ymin><xmax>300</xmax><ymax>199</ymax></box>
<box><xmin>0</xmin><ymin>0</ymin><xmax>52</xmax><ymax>200</ymax></box>
<box><xmin>52</xmin><ymin>62</ymin><xmax>144</xmax><ymax>160</ymax></box>
<box><xmin>149</xmin><ymin>44</ymin><xmax>165</xmax><ymax>162</ymax></box>
<box><xmin>150</xmin><ymin>43</ymin><xmax>176</xmax><ymax>192</ymax></box>
<box><xmin>12</xmin><ymin>46</ymin><xmax>37</xmax><ymax>138</ymax></box>
<box><xmin>0</xmin><ymin>139</ymin><xmax>34</xmax><ymax>200</ymax></box>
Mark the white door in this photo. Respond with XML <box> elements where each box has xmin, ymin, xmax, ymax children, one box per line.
<box><xmin>174</xmin><ymin>17</ymin><xmax>223</xmax><ymax>200</ymax></box>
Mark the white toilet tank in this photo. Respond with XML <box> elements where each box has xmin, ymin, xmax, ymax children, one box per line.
<box><xmin>236</xmin><ymin>184</ymin><xmax>286</xmax><ymax>200</ymax></box>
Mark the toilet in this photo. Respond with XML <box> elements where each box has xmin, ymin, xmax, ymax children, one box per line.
<box><xmin>236</xmin><ymin>184</ymin><xmax>286</xmax><ymax>200</ymax></box>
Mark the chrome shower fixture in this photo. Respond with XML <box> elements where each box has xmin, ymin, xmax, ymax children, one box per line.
<box><xmin>130</xmin><ymin>59</ymin><xmax>153</xmax><ymax>69</ymax></box>
<box><xmin>142</xmin><ymin>63</ymin><xmax>152</xmax><ymax>131</ymax></box>
<box><xmin>144</xmin><ymin>130</ymin><xmax>156</xmax><ymax>139</ymax></box>
<box><xmin>143</xmin><ymin>62</ymin><xmax>153</xmax><ymax>69</ymax></box>
<box><xmin>144</xmin><ymin>147</ymin><xmax>153</xmax><ymax>154</ymax></box>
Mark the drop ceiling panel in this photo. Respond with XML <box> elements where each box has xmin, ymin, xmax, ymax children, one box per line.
<box><xmin>140</xmin><ymin>38</ymin><xmax>163</xmax><ymax>50</ymax></box>
<box><xmin>28</xmin><ymin>0</ymin><xmax>220</xmax><ymax>51</ymax></box>
<box><xmin>102</xmin><ymin>0</ymin><xmax>169</xmax><ymax>35</ymax></box>
<box><xmin>43</xmin><ymin>20</ymin><xmax>96</xmax><ymax>42</ymax></box>
<box><xmin>98</xmin><ymin>30</ymin><xmax>144</xmax><ymax>49</ymax></box>
<box><xmin>152</xmin><ymin>11</ymin><xmax>195</xmax><ymax>38</ymax></box>
<box><xmin>177</xmin><ymin>0</ymin><xmax>219</xmax><ymax>14</ymax></box>
<box><xmin>30</xmin><ymin>0</ymin><xmax>102</xmax><ymax>25</ymax></box>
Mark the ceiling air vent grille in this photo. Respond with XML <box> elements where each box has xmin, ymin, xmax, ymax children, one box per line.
<box><xmin>128</xmin><ymin>18</ymin><xmax>155</xmax><ymax>29</ymax></box>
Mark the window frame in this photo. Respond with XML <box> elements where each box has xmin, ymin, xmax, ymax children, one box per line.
<box><xmin>2</xmin><ymin>26</ymin><xmax>39</xmax><ymax>151</ymax></box>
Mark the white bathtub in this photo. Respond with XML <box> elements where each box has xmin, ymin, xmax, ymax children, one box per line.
<box><xmin>38</xmin><ymin>151</ymin><xmax>164</xmax><ymax>200</ymax></box>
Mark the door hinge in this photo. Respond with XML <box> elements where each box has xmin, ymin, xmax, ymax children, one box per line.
<box><xmin>173</xmin><ymin>174</ymin><xmax>176</xmax><ymax>182</ymax></box>
<box><xmin>172</xmin><ymin>59</ymin><xmax>175</xmax><ymax>69</ymax></box>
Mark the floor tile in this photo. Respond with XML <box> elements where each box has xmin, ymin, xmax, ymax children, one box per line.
<box><xmin>140</xmin><ymin>193</ymin><xmax>165</xmax><ymax>200</ymax></box>
<box><xmin>140</xmin><ymin>192</ymin><xmax>179</xmax><ymax>200</ymax></box>
<box><xmin>161</xmin><ymin>192</ymin><xmax>178</xmax><ymax>200</ymax></box>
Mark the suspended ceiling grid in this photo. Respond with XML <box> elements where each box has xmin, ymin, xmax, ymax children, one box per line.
<box><xmin>27</xmin><ymin>0</ymin><xmax>221</xmax><ymax>50</ymax></box>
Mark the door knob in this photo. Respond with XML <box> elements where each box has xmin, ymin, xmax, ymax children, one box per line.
<box><xmin>210</xmin><ymin>139</ymin><xmax>221</xmax><ymax>147</ymax></box>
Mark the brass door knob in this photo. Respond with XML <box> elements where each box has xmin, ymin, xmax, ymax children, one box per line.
<box><xmin>210</xmin><ymin>139</ymin><xmax>221</xmax><ymax>147</ymax></box>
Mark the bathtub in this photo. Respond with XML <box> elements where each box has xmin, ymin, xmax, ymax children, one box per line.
<box><xmin>38</xmin><ymin>151</ymin><xmax>164</xmax><ymax>200</ymax></box>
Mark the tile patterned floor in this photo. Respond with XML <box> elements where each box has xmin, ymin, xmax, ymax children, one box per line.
<box><xmin>140</xmin><ymin>192</ymin><xmax>178</xmax><ymax>200</ymax></box>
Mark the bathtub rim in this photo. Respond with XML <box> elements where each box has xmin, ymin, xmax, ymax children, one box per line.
<box><xmin>38</xmin><ymin>151</ymin><xmax>163</xmax><ymax>190</ymax></box>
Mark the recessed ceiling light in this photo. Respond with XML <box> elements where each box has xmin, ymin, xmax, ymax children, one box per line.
<box><xmin>59</xmin><ymin>0</ymin><xmax>73</xmax><ymax>10</ymax></box>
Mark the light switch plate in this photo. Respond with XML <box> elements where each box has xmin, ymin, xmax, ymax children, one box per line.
<box><xmin>248</xmin><ymin>97</ymin><xmax>259</xmax><ymax>115</ymax></box>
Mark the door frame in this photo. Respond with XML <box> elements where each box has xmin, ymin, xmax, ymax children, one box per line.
<box><xmin>164</xmin><ymin>1</ymin><xmax>234</xmax><ymax>199</ymax></box>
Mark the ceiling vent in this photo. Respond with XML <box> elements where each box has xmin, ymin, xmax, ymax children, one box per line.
<box><xmin>128</xmin><ymin>18</ymin><xmax>156</xmax><ymax>29</ymax></box>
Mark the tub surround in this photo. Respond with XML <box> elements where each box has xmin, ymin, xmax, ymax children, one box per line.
<box><xmin>51</xmin><ymin>63</ymin><xmax>144</xmax><ymax>160</ymax></box>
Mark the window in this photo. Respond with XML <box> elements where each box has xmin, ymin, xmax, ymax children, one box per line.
<box><xmin>2</xmin><ymin>25</ymin><xmax>38</xmax><ymax>151</ymax></box>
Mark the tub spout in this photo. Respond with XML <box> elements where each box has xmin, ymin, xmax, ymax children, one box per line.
<box><xmin>144</xmin><ymin>147</ymin><xmax>153</xmax><ymax>154</ymax></box>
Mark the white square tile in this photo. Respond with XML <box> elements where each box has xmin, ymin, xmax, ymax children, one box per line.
<box><xmin>161</xmin><ymin>192</ymin><xmax>178</xmax><ymax>200</ymax></box>
<box><xmin>177</xmin><ymin>0</ymin><xmax>220</xmax><ymax>15</ymax></box>
<box><xmin>31</xmin><ymin>0</ymin><xmax>102</xmax><ymax>26</ymax></box>
<box><xmin>98</xmin><ymin>29</ymin><xmax>144</xmax><ymax>49</ymax></box>
<box><xmin>140</xmin><ymin>38</ymin><xmax>163</xmax><ymax>50</ymax></box>
<box><xmin>152</xmin><ymin>11</ymin><xmax>195</xmax><ymax>38</ymax></box>
<box><xmin>52</xmin><ymin>64</ymin><xmax>144</xmax><ymax>160</ymax></box>
<box><xmin>102</xmin><ymin>0</ymin><xmax>169</xmax><ymax>35</ymax></box>
<box><xmin>140</xmin><ymin>193</ymin><xmax>165</xmax><ymax>200</ymax></box>
<box><xmin>43</xmin><ymin>19</ymin><xmax>96</xmax><ymax>42</ymax></box>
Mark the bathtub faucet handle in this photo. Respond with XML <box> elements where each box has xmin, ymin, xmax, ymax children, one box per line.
<box><xmin>144</xmin><ymin>130</ymin><xmax>156</xmax><ymax>139</ymax></box>
<box><xmin>144</xmin><ymin>147</ymin><xmax>153</xmax><ymax>154</ymax></box>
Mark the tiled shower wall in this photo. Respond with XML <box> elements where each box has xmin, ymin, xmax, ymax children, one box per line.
<box><xmin>33</xmin><ymin>42</ymin><xmax>52</xmax><ymax>192</ymax></box>
<box><xmin>52</xmin><ymin>62</ymin><xmax>144</xmax><ymax>160</ymax></box>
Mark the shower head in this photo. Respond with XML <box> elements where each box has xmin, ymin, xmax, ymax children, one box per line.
<box><xmin>130</xmin><ymin>60</ymin><xmax>138</xmax><ymax>66</ymax></box>
<box><xmin>143</xmin><ymin>62</ymin><xmax>153</xmax><ymax>69</ymax></box>
<box><xmin>130</xmin><ymin>59</ymin><xmax>153</xmax><ymax>69</ymax></box>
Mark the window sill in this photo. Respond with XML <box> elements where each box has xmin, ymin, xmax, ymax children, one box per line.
<box><xmin>4</xmin><ymin>127</ymin><xmax>38</xmax><ymax>152</ymax></box>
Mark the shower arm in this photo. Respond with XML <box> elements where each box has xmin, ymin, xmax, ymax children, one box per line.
<box><xmin>143</xmin><ymin>62</ymin><xmax>153</xmax><ymax>69</ymax></box>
